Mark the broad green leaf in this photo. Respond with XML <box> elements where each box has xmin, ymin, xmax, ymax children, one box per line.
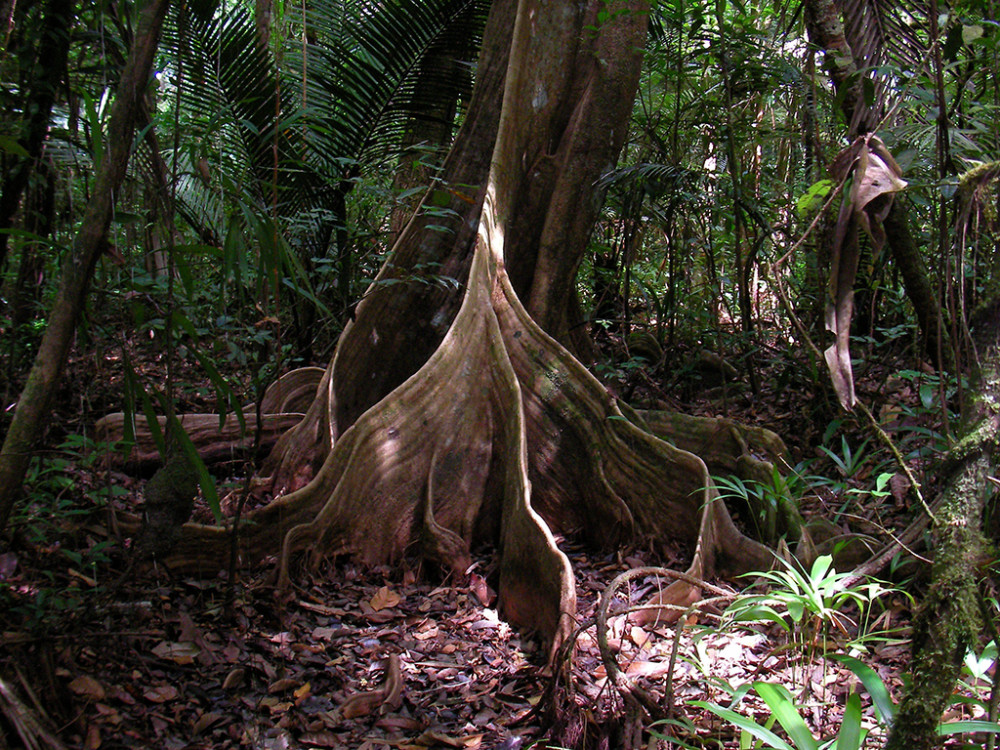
<box><xmin>938</xmin><ymin>720</ymin><xmax>1000</xmax><ymax>736</ymax></box>
<box><xmin>796</xmin><ymin>179</ymin><xmax>835</xmax><ymax>219</ymax></box>
<box><xmin>962</xmin><ymin>25</ymin><xmax>984</xmax><ymax>45</ymax></box>
<box><xmin>690</xmin><ymin>701</ymin><xmax>795</xmax><ymax>750</ymax></box>
<box><xmin>828</xmin><ymin>654</ymin><xmax>895</xmax><ymax>724</ymax></box>
<box><xmin>754</xmin><ymin>683</ymin><xmax>819</xmax><ymax>750</ymax></box>
<box><xmin>834</xmin><ymin>693</ymin><xmax>863</xmax><ymax>750</ymax></box>
<box><xmin>0</xmin><ymin>135</ymin><xmax>29</xmax><ymax>158</ymax></box>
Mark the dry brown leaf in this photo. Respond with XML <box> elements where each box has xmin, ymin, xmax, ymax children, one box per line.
<box><xmin>151</xmin><ymin>641</ymin><xmax>200</xmax><ymax>665</ymax></box>
<box><xmin>68</xmin><ymin>675</ymin><xmax>106</xmax><ymax>701</ymax></box>
<box><xmin>339</xmin><ymin>690</ymin><xmax>386</xmax><ymax>720</ymax></box>
<box><xmin>413</xmin><ymin>729</ymin><xmax>468</xmax><ymax>748</ymax></box>
<box><xmin>84</xmin><ymin>722</ymin><xmax>101</xmax><ymax>750</ymax></box>
<box><xmin>370</xmin><ymin>586</ymin><xmax>401</xmax><ymax>612</ymax></box>
<box><xmin>294</xmin><ymin>682</ymin><xmax>312</xmax><ymax>701</ymax></box>
<box><xmin>268</xmin><ymin>678</ymin><xmax>299</xmax><ymax>694</ymax></box>
<box><xmin>383</xmin><ymin>654</ymin><xmax>404</xmax><ymax>710</ymax></box>
<box><xmin>222</xmin><ymin>668</ymin><xmax>245</xmax><ymax>690</ymax></box>
<box><xmin>376</xmin><ymin>715</ymin><xmax>424</xmax><ymax>732</ymax></box>
<box><xmin>631</xmin><ymin>580</ymin><xmax>701</xmax><ymax>627</ymax></box>
<box><xmin>142</xmin><ymin>685</ymin><xmax>178</xmax><ymax>703</ymax></box>
<box><xmin>68</xmin><ymin>568</ymin><xmax>98</xmax><ymax>587</ymax></box>
<box><xmin>298</xmin><ymin>731</ymin><xmax>342</xmax><ymax>748</ymax></box>
<box><xmin>192</xmin><ymin>711</ymin><xmax>221</xmax><ymax>735</ymax></box>
<box><xmin>94</xmin><ymin>703</ymin><xmax>121</xmax><ymax>725</ymax></box>
<box><xmin>625</xmin><ymin>660</ymin><xmax>672</xmax><ymax>678</ymax></box>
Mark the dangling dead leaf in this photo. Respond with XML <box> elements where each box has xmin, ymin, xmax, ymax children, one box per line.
<box><xmin>851</xmin><ymin>136</ymin><xmax>907</xmax><ymax>248</ymax></box>
<box><xmin>469</xmin><ymin>573</ymin><xmax>495</xmax><ymax>607</ymax></box>
<box><xmin>824</xmin><ymin>134</ymin><xmax>906</xmax><ymax>410</ymax></box>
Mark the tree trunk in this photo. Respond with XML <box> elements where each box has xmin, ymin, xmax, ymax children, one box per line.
<box><xmin>0</xmin><ymin>0</ymin><xmax>72</xmax><ymax>272</ymax></box>
<box><xmin>883</xmin><ymin>292</ymin><xmax>999</xmax><ymax>748</ymax></box>
<box><xmin>0</xmin><ymin>0</ymin><xmax>171</xmax><ymax>532</ymax></box>
<box><xmin>163</xmin><ymin>0</ymin><xmax>775</xmax><ymax>664</ymax></box>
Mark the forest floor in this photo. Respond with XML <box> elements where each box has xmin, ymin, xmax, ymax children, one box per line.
<box><xmin>1</xmin><ymin>332</ymin><xmax>995</xmax><ymax>749</ymax></box>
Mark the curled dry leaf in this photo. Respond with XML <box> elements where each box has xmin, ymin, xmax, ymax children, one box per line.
<box><xmin>369</xmin><ymin>586</ymin><xmax>401</xmax><ymax>612</ymax></box>
<box><xmin>824</xmin><ymin>134</ymin><xmax>907</xmax><ymax>410</ymax></box>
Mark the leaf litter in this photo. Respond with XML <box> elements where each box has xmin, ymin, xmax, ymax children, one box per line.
<box><xmin>1</xmin><ymin>529</ymin><xmax>919</xmax><ymax>749</ymax></box>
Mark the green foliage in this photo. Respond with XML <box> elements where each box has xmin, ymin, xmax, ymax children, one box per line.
<box><xmin>2</xmin><ymin>436</ymin><xmax>124</xmax><ymax>633</ymax></box>
<box><xmin>712</xmin><ymin>469</ymin><xmax>805</xmax><ymax>544</ymax></box>
<box><xmin>725</xmin><ymin>556</ymin><xmax>872</xmax><ymax>645</ymax></box>
<box><xmin>686</xmin><ymin>659</ymin><xmax>1000</xmax><ymax>750</ymax></box>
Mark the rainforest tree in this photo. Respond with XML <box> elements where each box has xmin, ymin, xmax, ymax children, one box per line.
<box><xmin>154</xmin><ymin>0</ymin><xmax>781</xmax><ymax>660</ymax></box>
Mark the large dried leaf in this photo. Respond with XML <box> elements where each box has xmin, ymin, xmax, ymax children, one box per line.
<box><xmin>824</xmin><ymin>135</ymin><xmax>906</xmax><ymax>410</ymax></box>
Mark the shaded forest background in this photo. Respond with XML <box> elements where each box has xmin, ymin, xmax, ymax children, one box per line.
<box><xmin>1</xmin><ymin>0</ymin><xmax>999</xmax><ymax>747</ymax></box>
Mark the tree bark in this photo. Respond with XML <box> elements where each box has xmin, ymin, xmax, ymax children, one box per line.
<box><xmin>0</xmin><ymin>0</ymin><xmax>72</xmax><ymax>272</ymax></box>
<box><xmin>884</xmin><ymin>298</ymin><xmax>998</xmax><ymax>749</ymax></box>
<box><xmin>0</xmin><ymin>0</ymin><xmax>171</xmax><ymax>532</ymax></box>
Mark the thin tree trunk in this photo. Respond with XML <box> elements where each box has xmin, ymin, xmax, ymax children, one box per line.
<box><xmin>0</xmin><ymin>0</ymin><xmax>171</xmax><ymax>532</ymax></box>
<box><xmin>0</xmin><ymin>0</ymin><xmax>72</xmax><ymax>272</ymax></box>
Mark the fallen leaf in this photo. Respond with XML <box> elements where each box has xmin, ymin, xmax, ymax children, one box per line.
<box><xmin>222</xmin><ymin>668</ymin><xmax>245</xmax><ymax>690</ymax></box>
<box><xmin>312</xmin><ymin>626</ymin><xmax>341</xmax><ymax>640</ymax></box>
<box><xmin>383</xmin><ymin>654</ymin><xmax>403</xmax><ymax>710</ymax></box>
<box><xmin>94</xmin><ymin>703</ymin><xmax>121</xmax><ymax>724</ymax></box>
<box><xmin>294</xmin><ymin>682</ymin><xmax>312</xmax><ymax>701</ymax></box>
<box><xmin>413</xmin><ymin>729</ymin><xmax>468</xmax><ymax>748</ymax></box>
<box><xmin>268</xmin><ymin>678</ymin><xmax>299</xmax><ymax>694</ymax></box>
<box><xmin>339</xmin><ymin>690</ymin><xmax>385</xmax><ymax>720</ymax></box>
<box><xmin>69</xmin><ymin>675</ymin><xmax>106</xmax><ymax>701</ymax></box>
<box><xmin>151</xmin><ymin>640</ymin><xmax>200</xmax><ymax>665</ymax></box>
<box><xmin>68</xmin><ymin>568</ymin><xmax>98</xmax><ymax>587</ymax></box>
<box><xmin>625</xmin><ymin>660</ymin><xmax>672</xmax><ymax>678</ymax></box>
<box><xmin>85</xmin><ymin>722</ymin><xmax>101</xmax><ymax>749</ymax></box>
<box><xmin>338</xmin><ymin>653</ymin><xmax>405</xmax><ymax>718</ymax></box>
<box><xmin>376</xmin><ymin>715</ymin><xmax>424</xmax><ymax>732</ymax></box>
<box><xmin>142</xmin><ymin>685</ymin><xmax>178</xmax><ymax>703</ymax></box>
<box><xmin>370</xmin><ymin>586</ymin><xmax>401</xmax><ymax>612</ymax></box>
<box><xmin>298</xmin><ymin>731</ymin><xmax>342</xmax><ymax>747</ymax></box>
<box><xmin>192</xmin><ymin>711</ymin><xmax>221</xmax><ymax>734</ymax></box>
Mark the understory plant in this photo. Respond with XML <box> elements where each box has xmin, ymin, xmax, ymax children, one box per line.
<box><xmin>682</xmin><ymin>655</ymin><xmax>1000</xmax><ymax>750</ymax></box>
